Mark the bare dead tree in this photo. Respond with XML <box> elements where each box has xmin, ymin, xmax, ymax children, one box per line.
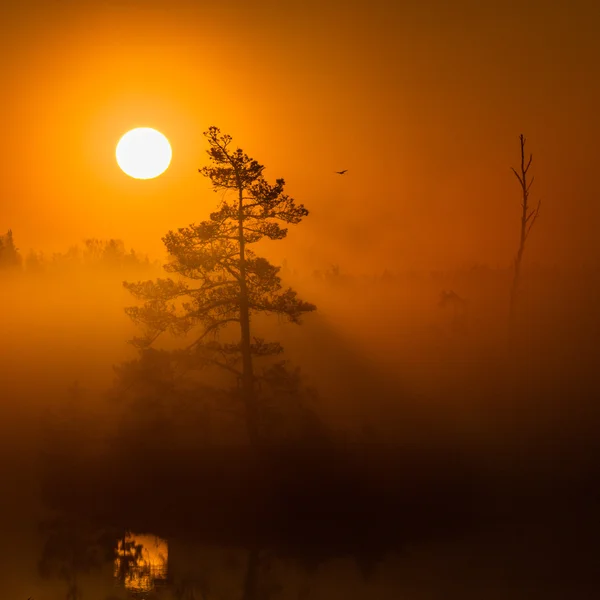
<box><xmin>508</xmin><ymin>134</ymin><xmax>541</xmax><ymax>342</ymax></box>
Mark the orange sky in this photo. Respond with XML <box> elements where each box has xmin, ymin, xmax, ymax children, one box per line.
<box><xmin>1</xmin><ymin>0</ymin><xmax>599</xmax><ymax>272</ymax></box>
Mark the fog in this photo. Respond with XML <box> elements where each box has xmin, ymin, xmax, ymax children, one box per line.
<box><xmin>5</xmin><ymin>237</ymin><xmax>598</xmax><ymax>446</ymax></box>
<box><xmin>1</xmin><ymin>230</ymin><xmax>599</xmax><ymax>599</ymax></box>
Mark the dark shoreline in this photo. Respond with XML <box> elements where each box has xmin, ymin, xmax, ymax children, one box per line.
<box><xmin>38</xmin><ymin>438</ymin><xmax>599</xmax><ymax>565</ymax></box>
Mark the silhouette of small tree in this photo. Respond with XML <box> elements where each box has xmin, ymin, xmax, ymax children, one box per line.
<box><xmin>124</xmin><ymin>126</ymin><xmax>316</xmax><ymax>443</ymax></box>
<box><xmin>25</xmin><ymin>249</ymin><xmax>45</xmax><ymax>273</ymax></box>
<box><xmin>508</xmin><ymin>134</ymin><xmax>541</xmax><ymax>342</ymax></box>
<box><xmin>0</xmin><ymin>229</ymin><xmax>23</xmax><ymax>269</ymax></box>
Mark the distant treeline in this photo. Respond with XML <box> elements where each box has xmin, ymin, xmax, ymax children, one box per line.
<box><xmin>0</xmin><ymin>230</ymin><xmax>156</xmax><ymax>274</ymax></box>
<box><xmin>281</xmin><ymin>261</ymin><xmax>600</xmax><ymax>287</ymax></box>
<box><xmin>3</xmin><ymin>229</ymin><xmax>600</xmax><ymax>287</ymax></box>
<box><xmin>0</xmin><ymin>229</ymin><xmax>22</xmax><ymax>269</ymax></box>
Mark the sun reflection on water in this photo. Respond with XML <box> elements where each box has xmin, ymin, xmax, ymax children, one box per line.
<box><xmin>114</xmin><ymin>532</ymin><xmax>168</xmax><ymax>592</ymax></box>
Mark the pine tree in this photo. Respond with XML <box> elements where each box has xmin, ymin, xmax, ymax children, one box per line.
<box><xmin>0</xmin><ymin>229</ymin><xmax>23</xmax><ymax>269</ymax></box>
<box><xmin>124</xmin><ymin>127</ymin><xmax>316</xmax><ymax>443</ymax></box>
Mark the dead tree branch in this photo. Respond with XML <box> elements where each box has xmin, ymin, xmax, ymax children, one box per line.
<box><xmin>508</xmin><ymin>134</ymin><xmax>541</xmax><ymax>343</ymax></box>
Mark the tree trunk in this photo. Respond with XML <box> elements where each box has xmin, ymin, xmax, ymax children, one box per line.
<box><xmin>237</xmin><ymin>180</ymin><xmax>259</xmax><ymax>444</ymax></box>
<box><xmin>241</xmin><ymin>548</ymin><xmax>261</xmax><ymax>600</ymax></box>
<box><xmin>508</xmin><ymin>227</ymin><xmax>526</xmax><ymax>343</ymax></box>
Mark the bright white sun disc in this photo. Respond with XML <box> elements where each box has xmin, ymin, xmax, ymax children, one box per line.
<box><xmin>116</xmin><ymin>127</ymin><xmax>172</xmax><ymax>179</ymax></box>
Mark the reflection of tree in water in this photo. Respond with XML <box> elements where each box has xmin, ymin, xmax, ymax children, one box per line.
<box><xmin>38</xmin><ymin>518</ymin><xmax>320</xmax><ymax>600</ymax></box>
<box><xmin>38</xmin><ymin>518</ymin><xmax>168</xmax><ymax>598</ymax></box>
<box><xmin>114</xmin><ymin>533</ymin><xmax>168</xmax><ymax>593</ymax></box>
<box><xmin>38</xmin><ymin>516</ymin><xmax>116</xmax><ymax>600</ymax></box>
<box><xmin>242</xmin><ymin>548</ymin><xmax>284</xmax><ymax>600</ymax></box>
<box><xmin>162</xmin><ymin>543</ymin><xmax>319</xmax><ymax>600</ymax></box>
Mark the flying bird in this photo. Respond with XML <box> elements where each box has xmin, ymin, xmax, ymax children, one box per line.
<box><xmin>335</xmin><ymin>169</ymin><xmax>348</xmax><ymax>175</ymax></box>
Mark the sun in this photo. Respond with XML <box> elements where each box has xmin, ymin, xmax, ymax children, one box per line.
<box><xmin>116</xmin><ymin>127</ymin><xmax>172</xmax><ymax>180</ymax></box>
